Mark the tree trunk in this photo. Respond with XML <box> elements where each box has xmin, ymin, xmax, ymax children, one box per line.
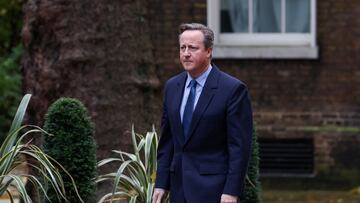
<box><xmin>21</xmin><ymin>0</ymin><xmax>161</xmax><ymax>198</ymax></box>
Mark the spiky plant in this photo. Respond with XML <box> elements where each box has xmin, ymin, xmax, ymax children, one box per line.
<box><xmin>0</xmin><ymin>94</ymin><xmax>83</xmax><ymax>203</ymax></box>
<box><xmin>97</xmin><ymin>126</ymin><xmax>169</xmax><ymax>203</ymax></box>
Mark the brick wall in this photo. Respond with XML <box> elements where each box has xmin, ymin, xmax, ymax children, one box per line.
<box><xmin>148</xmin><ymin>0</ymin><xmax>360</xmax><ymax>180</ymax></box>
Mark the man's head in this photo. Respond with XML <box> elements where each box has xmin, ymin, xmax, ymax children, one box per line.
<box><xmin>178</xmin><ymin>23</ymin><xmax>214</xmax><ymax>78</ymax></box>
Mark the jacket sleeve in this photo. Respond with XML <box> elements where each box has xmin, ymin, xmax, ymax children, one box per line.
<box><xmin>154</xmin><ymin>83</ymin><xmax>174</xmax><ymax>190</ymax></box>
<box><xmin>223</xmin><ymin>83</ymin><xmax>253</xmax><ymax>197</ymax></box>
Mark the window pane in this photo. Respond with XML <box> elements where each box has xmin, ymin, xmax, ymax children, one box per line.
<box><xmin>253</xmin><ymin>0</ymin><xmax>281</xmax><ymax>33</ymax></box>
<box><xmin>220</xmin><ymin>0</ymin><xmax>249</xmax><ymax>33</ymax></box>
<box><xmin>286</xmin><ymin>0</ymin><xmax>310</xmax><ymax>33</ymax></box>
<box><xmin>220</xmin><ymin>0</ymin><xmax>310</xmax><ymax>33</ymax></box>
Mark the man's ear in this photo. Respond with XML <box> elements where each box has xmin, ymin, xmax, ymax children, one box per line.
<box><xmin>206</xmin><ymin>47</ymin><xmax>213</xmax><ymax>58</ymax></box>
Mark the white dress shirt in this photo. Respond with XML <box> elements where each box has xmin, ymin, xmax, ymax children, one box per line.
<box><xmin>180</xmin><ymin>64</ymin><xmax>213</xmax><ymax>122</ymax></box>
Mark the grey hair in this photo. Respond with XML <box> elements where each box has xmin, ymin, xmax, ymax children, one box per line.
<box><xmin>178</xmin><ymin>23</ymin><xmax>214</xmax><ymax>49</ymax></box>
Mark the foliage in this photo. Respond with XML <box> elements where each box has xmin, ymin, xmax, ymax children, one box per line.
<box><xmin>43</xmin><ymin>98</ymin><xmax>97</xmax><ymax>203</ymax></box>
<box><xmin>0</xmin><ymin>0</ymin><xmax>23</xmax><ymax>56</ymax></box>
<box><xmin>0</xmin><ymin>94</ymin><xmax>83</xmax><ymax>203</ymax></box>
<box><xmin>0</xmin><ymin>45</ymin><xmax>22</xmax><ymax>144</ymax></box>
<box><xmin>0</xmin><ymin>0</ymin><xmax>23</xmax><ymax>142</ymax></box>
<box><xmin>242</xmin><ymin>124</ymin><xmax>262</xmax><ymax>203</ymax></box>
<box><xmin>97</xmin><ymin>126</ymin><xmax>169</xmax><ymax>203</ymax></box>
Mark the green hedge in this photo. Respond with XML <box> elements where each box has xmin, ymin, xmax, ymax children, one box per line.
<box><xmin>242</xmin><ymin>124</ymin><xmax>262</xmax><ymax>203</ymax></box>
<box><xmin>43</xmin><ymin>98</ymin><xmax>97</xmax><ymax>203</ymax></box>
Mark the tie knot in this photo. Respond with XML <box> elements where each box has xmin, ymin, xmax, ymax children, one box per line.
<box><xmin>189</xmin><ymin>80</ymin><xmax>197</xmax><ymax>88</ymax></box>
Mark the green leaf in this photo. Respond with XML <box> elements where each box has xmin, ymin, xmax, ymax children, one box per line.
<box><xmin>0</xmin><ymin>94</ymin><xmax>31</xmax><ymax>156</ymax></box>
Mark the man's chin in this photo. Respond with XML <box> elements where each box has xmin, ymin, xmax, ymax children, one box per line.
<box><xmin>183</xmin><ymin>66</ymin><xmax>194</xmax><ymax>72</ymax></box>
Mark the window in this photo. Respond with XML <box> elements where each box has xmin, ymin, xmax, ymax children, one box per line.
<box><xmin>207</xmin><ymin>0</ymin><xmax>318</xmax><ymax>59</ymax></box>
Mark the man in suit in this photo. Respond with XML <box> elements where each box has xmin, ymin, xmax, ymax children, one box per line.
<box><xmin>152</xmin><ymin>23</ymin><xmax>253</xmax><ymax>203</ymax></box>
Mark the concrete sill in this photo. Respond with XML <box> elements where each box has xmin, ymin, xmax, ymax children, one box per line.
<box><xmin>212</xmin><ymin>45</ymin><xmax>319</xmax><ymax>59</ymax></box>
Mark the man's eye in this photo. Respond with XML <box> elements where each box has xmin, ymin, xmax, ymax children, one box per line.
<box><xmin>190</xmin><ymin>47</ymin><xmax>197</xmax><ymax>51</ymax></box>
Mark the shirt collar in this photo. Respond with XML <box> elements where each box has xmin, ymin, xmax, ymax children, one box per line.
<box><xmin>186</xmin><ymin>64</ymin><xmax>212</xmax><ymax>88</ymax></box>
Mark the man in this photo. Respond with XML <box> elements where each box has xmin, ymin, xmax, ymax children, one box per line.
<box><xmin>152</xmin><ymin>23</ymin><xmax>253</xmax><ymax>203</ymax></box>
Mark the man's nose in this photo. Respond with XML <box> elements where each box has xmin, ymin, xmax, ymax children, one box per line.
<box><xmin>184</xmin><ymin>48</ymin><xmax>191</xmax><ymax>56</ymax></box>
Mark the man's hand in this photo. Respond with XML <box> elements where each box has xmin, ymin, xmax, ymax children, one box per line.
<box><xmin>152</xmin><ymin>188</ymin><xmax>165</xmax><ymax>203</ymax></box>
<box><xmin>220</xmin><ymin>194</ymin><xmax>238</xmax><ymax>203</ymax></box>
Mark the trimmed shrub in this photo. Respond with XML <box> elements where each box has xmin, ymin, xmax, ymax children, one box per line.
<box><xmin>43</xmin><ymin>98</ymin><xmax>97</xmax><ymax>203</ymax></box>
<box><xmin>243</xmin><ymin>124</ymin><xmax>262</xmax><ymax>203</ymax></box>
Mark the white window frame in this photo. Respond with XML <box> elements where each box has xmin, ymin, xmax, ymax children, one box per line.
<box><xmin>207</xmin><ymin>0</ymin><xmax>319</xmax><ymax>59</ymax></box>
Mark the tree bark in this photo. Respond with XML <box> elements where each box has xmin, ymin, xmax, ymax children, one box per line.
<box><xmin>21</xmin><ymin>0</ymin><xmax>161</xmax><ymax>198</ymax></box>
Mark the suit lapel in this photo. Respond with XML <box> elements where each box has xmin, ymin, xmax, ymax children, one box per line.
<box><xmin>184</xmin><ymin>65</ymin><xmax>220</xmax><ymax>146</ymax></box>
<box><xmin>173</xmin><ymin>72</ymin><xmax>187</xmax><ymax>146</ymax></box>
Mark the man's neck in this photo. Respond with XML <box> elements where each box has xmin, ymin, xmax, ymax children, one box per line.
<box><xmin>188</xmin><ymin>63</ymin><xmax>210</xmax><ymax>79</ymax></box>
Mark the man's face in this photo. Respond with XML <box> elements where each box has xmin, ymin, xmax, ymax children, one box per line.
<box><xmin>179</xmin><ymin>30</ymin><xmax>212</xmax><ymax>77</ymax></box>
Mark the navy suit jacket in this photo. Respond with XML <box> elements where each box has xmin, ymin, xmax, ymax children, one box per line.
<box><xmin>155</xmin><ymin>64</ymin><xmax>253</xmax><ymax>203</ymax></box>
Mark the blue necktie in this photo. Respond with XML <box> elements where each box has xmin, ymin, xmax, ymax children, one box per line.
<box><xmin>183</xmin><ymin>80</ymin><xmax>197</xmax><ymax>139</ymax></box>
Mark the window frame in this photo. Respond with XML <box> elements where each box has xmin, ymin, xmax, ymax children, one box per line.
<box><xmin>207</xmin><ymin>0</ymin><xmax>318</xmax><ymax>59</ymax></box>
